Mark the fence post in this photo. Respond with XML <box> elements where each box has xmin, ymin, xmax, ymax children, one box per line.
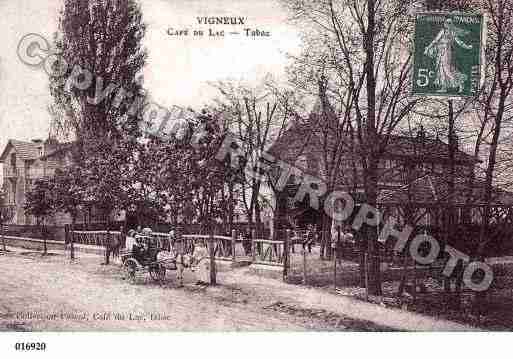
<box><xmin>302</xmin><ymin>247</ymin><xmax>307</xmax><ymax>285</ymax></box>
<box><xmin>1</xmin><ymin>223</ymin><xmax>5</xmax><ymax>252</ymax></box>
<box><xmin>65</xmin><ymin>224</ymin><xmax>75</xmax><ymax>261</ymax></box>
<box><xmin>412</xmin><ymin>257</ymin><xmax>417</xmax><ymax>303</ymax></box>
<box><xmin>284</xmin><ymin>229</ymin><xmax>291</xmax><ymax>281</ymax></box>
<box><xmin>365</xmin><ymin>253</ymin><xmax>369</xmax><ymax>302</ymax></box>
<box><xmin>251</xmin><ymin>229</ymin><xmax>256</xmax><ymax>263</ymax></box>
<box><xmin>70</xmin><ymin>225</ymin><xmax>75</xmax><ymax>260</ymax></box>
<box><xmin>64</xmin><ymin>224</ymin><xmax>69</xmax><ymax>253</ymax></box>
<box><xmin>209</xmin><ymin>231</ymin><xmax>217</xmax><ymax>285</ymax></box>
<box><xmin>231</xmin><ymin>229</ymin><xmax>236</xmax><ymax>265</ymax></box>
<box><xmin>334</xmin><ymin>226</ymin><xmax>340</xmax><ymax>289</ymax></box>
<box><xmin>105</xmin><ymin>228</ymin><xmax>110</xmax><ymax>265</ymax></box>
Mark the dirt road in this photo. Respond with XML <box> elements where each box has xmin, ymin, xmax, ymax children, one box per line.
<box><xmin>0</xmin><ymin>250</ymin><xmax>390</xmax><ymax>331</ymax></box>
<box><xmin>0</xmin><ymin>251</ymin><xmax>301</xmax><ymax>331</ymax></box>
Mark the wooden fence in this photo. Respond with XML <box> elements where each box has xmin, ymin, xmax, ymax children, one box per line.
<box><xmin>67</xmin><ymin>229</ymin><xmax>124</xmax><ymax>247</ymax></box>
<box><xmin>66</xmin><ymin>228</ymin><xmax>293</xmax><ymax>277</ymax></box>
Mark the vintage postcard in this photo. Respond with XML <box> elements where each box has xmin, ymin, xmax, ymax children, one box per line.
<box><xmin>1</xmin><ymin>0</ymin><xmax>513</xmax><ymax>354</ymax></box>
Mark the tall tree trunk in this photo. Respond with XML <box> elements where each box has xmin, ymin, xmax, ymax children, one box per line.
<box><xmin>446</xmin><ymin>100</ymin><xmax>456</xmax><ymax>294</ymax></box>
<box><xmin>228</xmin><ymin>182</ymin><xmax>234</xmax><ymax>233</ymax></box>
<box><xmin>478</xmin><ymin>93</ymin><xmax>507</xmax><ymax>258</ymax></box>
<box><xmin>320</xmin><ymin>212</ymin><xmax>327</xmax><ymax>260</ymax></box>
<box><xmin>364</xmin><ymin>0</ymin><xmax>382</xmax><ymax>296</ymax></box>
<box><xmin>473</xmin><ymin>95</ymin><xmax>506</xmax><ymax>317</ymax></box>
<box><xmin>255</xmin><ymin>199</ymin><xmax>262</xmax><ymax>233</ymax></box>
<box><xmin>274</xmin><ymin>190</ymin><xmax>287</xmax><ymax>241</ymax></box>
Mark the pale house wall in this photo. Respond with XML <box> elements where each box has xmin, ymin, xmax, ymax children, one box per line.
<box><xmin>2</xmin><ymin>146</ymin><xmax>24</xmax><ymax>224</ymax></box>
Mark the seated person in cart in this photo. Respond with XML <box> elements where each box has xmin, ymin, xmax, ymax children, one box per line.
<box><xmin>130</xmin><ymin>228</ymin><xmax>152</xmax><ymax>263</ymax></box>
<box><xmin>132</xmin><ymin>235</ymin><xmax>147</xmax><ymax>263</ymax></box>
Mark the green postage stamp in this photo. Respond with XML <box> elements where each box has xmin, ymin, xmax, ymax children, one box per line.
<box><xmin>413</xmin><ymin>12</ymin><xmax>486</xmax><ymax>98</ymax></box>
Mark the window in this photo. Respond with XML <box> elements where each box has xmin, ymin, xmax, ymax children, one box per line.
<box><xmin>10</xmin><ymin>153</ymin><xmax>16</xmax><ymax>169</ymax></box>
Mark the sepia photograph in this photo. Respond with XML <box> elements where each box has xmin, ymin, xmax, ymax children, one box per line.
<box><xmin>1</xmin><ymin>0</ymin><xmax>513</xmax><ymax>354</ymax></box>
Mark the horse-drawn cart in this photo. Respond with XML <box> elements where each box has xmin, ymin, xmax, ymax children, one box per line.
<box><xmin>121</xmin><ymin>235</ymin><xmax>176</xmax><ymax>283</ymax></box>
<box><xmin>120</xmin><ymin>233</ymin><xmax>209</xmax><ymax>285</ymax></box>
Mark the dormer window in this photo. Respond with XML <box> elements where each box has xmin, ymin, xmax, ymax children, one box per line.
<box><xmin>10</xmin><ymin>153</ymin><xmax>16</xmax><ymax>168</ymax></box>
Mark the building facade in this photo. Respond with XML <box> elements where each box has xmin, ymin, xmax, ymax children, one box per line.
<box><xmin>269</xmin><ymin>109</ymin><xmax>513</xmax><ymax>232</ymax></box>
<box><xmin>0</xmin><ymin>138</ymin><xmax>74</xmax><ymax>225</ymax></box>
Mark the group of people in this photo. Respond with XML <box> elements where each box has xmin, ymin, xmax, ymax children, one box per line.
<box><xmin>124</xmin><ymin>226</ymin><xmax>210</xmax><ymax>286</ymax></box>
<box><xmin>289</xmin><ymin>223</ymin><xmax>355</xmax><ymax>254</ymax></box>
<box><xmin>330</xmin><ymin>223</ymin><xmax>355</xmax><ymax>246</ymax></box>
<box><xmin>125</xmin><ymin>226</ymin><xmax>186</xmax><ymax>264</ymax></box>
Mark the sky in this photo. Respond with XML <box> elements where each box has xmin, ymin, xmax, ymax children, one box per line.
<box><xmin>0</xmin><ymin>0</ymin><xmax>301</xmax><ymax>181</ymax></box>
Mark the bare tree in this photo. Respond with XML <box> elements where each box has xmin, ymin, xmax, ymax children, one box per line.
<box><xmin>211</xmin><ymin>80</ymin><xmax>291</xmax><ymax>233</ymax></box>
<box><xmin>475</xmin><ymin>0</ymin><xmax>513</xmax><ymax>260</ymax></box>
<box><xmin>281</xmin><ymin>0</ymin><xmax>421</xmax><ymax>294</ymax></box>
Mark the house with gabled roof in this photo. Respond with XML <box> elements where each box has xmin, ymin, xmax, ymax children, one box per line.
<box><xmin>0</xmin><ymin>137</ymin><xmax>127</xmax><ymax>230</ymax></box>
<box><xmin>0</xmin><ymin>138</ymin><xmax>74</xmax><ymax>225</ymax></box>
<box><xmin>268</xmin><ymin>107</ymin><xmax>513</xmax><ymax>231</ymax></box>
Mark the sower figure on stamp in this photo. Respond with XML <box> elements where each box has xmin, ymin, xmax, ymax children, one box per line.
<box><xmin>424</xmin><ymin>18</ymin><xmax>473</xmax><ymax>93</ymax></box>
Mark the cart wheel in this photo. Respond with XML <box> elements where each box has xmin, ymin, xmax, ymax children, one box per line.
<box><xmin>150</xmin><ymin>264</ymin><xmax>166</xmax><ymax>282</ymax></box>
<box><xmin>124</xmin><ymin>259</ymin><xmax>137</xmax><ymax>283</ymax></box>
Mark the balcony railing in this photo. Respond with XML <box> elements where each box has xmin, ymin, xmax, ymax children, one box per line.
<box><xmin>4</xmin><ymin>167</ymin><xmax>19</xmax><ymax>179</ymax></box>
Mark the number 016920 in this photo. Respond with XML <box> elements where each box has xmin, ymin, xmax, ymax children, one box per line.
<box><xmin>15</xmin><ymin>342</ymin><xmax>47</xmax><ymax>351</ymax></box>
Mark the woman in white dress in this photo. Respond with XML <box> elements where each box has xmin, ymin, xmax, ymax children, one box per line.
<box><xmin>192</xmin><ymin>246</ymin><xmax>210</xmax><ymax>285</ymax></box>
